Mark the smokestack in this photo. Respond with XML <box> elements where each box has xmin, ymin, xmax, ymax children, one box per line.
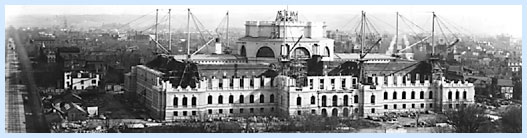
<box><xmin>215</xmin><ymin>38</ymin><xmax>222</xmax><ymax>54</ymax></box>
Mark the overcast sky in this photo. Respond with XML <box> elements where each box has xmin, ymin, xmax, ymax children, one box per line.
<box><xmin>5</xmin><ymin>5</ymin><xmax>522</xmax><ymax>38</ymax></box>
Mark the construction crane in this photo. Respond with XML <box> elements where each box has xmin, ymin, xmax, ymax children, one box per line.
<box><xmin>357</xmin><ymin>11</ymin><xmax>383</xmax><ymax>86</ymax></box>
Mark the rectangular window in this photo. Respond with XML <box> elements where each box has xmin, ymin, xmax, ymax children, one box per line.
<box><xmin>309</xmin><ymin>79</ymin><xmax>314</xmax><ymax>89</ymax></box>
<box><xmin>260</xmin><ymin>108</ymin><xmax>264</xmax><ymax>113</ymax></box>
<box><xmin>429</xmin><ymin>103</ymin><xmax>433</xmax><ymax>108</ymax></box>
<box><xmin>208</xmin><ymin>109</ymin><xmax>212</xmax><ymax>114</ymax></box>
<box><xmin>394</xmin><ymin>104</ymin><xmax>397</xmax><ymax>109</ymax></box>
<box><xmin>250</xmin><ymin>108</ymin><xmax>254</xmax><ymax>113</ymax></box>
<box><xmin>297</xmin><ymin>110</ymin><xmax>302</xmax><ymax>115</ymax></box>
<box><xmin>229</xmin><ymin>109</ymin><xmax>233</xmax><ymax>114</ymax></box>
<box><xmin>384</xmin><ymin>105</ymin><xmax>388</xmax><ymax>109</ymax></box>
<box><xmin>342</xmin><ymin>79</ymin><xmax>346</xmax><ymax>88</ymax></box>
<box><xmin>330</xmin><ymin>79</ymin><xmax>335</xmax><ymax>89</ymax></box>
<box><xmin>311</xmin><ymin>109</ymin><xmax>316</xmax><ymax>114</ymax></box>
<box><xmin>192</xmin><ymin>111</ymin><xmax>197</xmax><ymax>116</ymax></box>
<box><xmin>421</xmin><ymin>103</ymin><xmax>425</xmax><ymax>108</ymax></box>
<box><xmin>92</xmin><ymin>80</ymin><xmax>97</xmax><ymax>84</ymax></box>
<box><xmin>80</xmin><ymin>80</ymin><xmax>84</xmax><ymax>84</ymax></box>
<box><xmin>319</xmin><ymin>79</ymin><xmax>324</xmax><ymax>89</ymax></box>
<box><xmin>412</xmin><ymin>104</ymin><xmax>415</xmax><ymax>108</ymax></box>
<box><xmin>240</xmin><ymin>108</ymin><xmax>244</xmax><ymax>114</ymax></box>
<box><xmin>219</xmin><ymin>109</ymin><xmax>223</xmax><ymax>114</ymax></box>
<box><xmin>183</xmin><ymin>111</ymin><xmax>188</xmax><ymax>116</ymax></box>
<box><xmin>402</xmin><ymin>104</ymin><xmax>406</xmax><ymax>109</ymax></box>
<box><xmin>173</xmin><ymin>111</ymin><xmax>178</xmax><ymax>116</ymax></box>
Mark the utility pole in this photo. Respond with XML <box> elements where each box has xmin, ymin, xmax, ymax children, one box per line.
<box><xmin>187</xmin><ymin>8</ymin><xmax>191</xmax><ymax>59</ymax></box>
<box><xmin>155</xmin><ymin>9</ymin><xmax>159</xmax><ymax>54</ymax></box>
<box><xmin>168</xmin><ymin>9</ymin><xmax>172</xmax><ymax>54</ymax></box>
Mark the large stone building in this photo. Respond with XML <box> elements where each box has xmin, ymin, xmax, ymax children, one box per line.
<box><xmin>124</xmin><ymin>10</ymin><xmax>475</xmax><ymax>121</ymax></box>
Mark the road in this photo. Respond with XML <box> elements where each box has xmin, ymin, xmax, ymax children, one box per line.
<box><xmin>5</xmin><ymin>37</ymin><xmax>27</xmax><ymax>133</ymax></box>
<box><xmin>8</xmin><ymin>31</ymin><xmax>50</xmax><ymax>132</ymax></box>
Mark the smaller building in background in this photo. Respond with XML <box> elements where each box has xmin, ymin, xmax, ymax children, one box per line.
<box><xmin>493</xmin><ymin>78</ymin><xmax>514</xmax><ymax>99</ymax></box>
<box><xmin>64</xmin><ymin>71</ymin><xmax>100</xmax><ymax>90</ymax></box>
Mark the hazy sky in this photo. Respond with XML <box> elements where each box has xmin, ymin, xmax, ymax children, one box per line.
<box><xmin>5</xmin><ymin>5</ymin><xmax>523</xmax><ymax>37</ymax></box>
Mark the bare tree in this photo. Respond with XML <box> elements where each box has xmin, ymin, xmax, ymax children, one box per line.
<box><xmin>500</xmin><ymin>105</ymin><xmax>521</xmax><ymax>133</ymax></box>
<box><xmin>444</xmin><ymin>104</ymin><xmax>489</xmax><ymax>133</ymax></box>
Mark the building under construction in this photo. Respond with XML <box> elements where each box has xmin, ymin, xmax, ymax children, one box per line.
<box><xmin>124</xmin><ymin>9</ymin><xmax>475</xmax><ymax>121</ymax></box>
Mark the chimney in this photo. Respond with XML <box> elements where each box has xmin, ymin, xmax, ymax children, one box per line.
<box><xmin>215</xmin><ymin>38</ymin><xmax>222</xmax><ymax>54</ymax></box>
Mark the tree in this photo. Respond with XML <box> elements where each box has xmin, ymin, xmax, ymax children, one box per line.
<box><xmin>444</xmin><ymin>104</ymin><xmax>490</xmax><ymax>133</ymax></box>
<box><xmin>500</xmin><ymin>106</ymin><xmax>522</xmax><ymax>133</ymax></box>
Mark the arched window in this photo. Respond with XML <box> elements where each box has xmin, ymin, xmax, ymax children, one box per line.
<box><xmin>182</xmin><ymin>97</ymin><xmax>188</xmax><ymax>106</ymax></box>
<box><xmin>270</xmin><ymin>94</ymin><xmax>275</xmax><ymax>103</ymax></box>
<box><xmin>343</xmin><ymin>95</ymin><xmax>349</xmax><ymax>106</ymax></box>
<box><xmin>229</xmin><ymin>95</ymin><xmax>234</xmax><ymax>103</ymax></box>
<box><xmin>429</xmin><ymin>91</ymin><xmax>433</xmax><ymax>99</ymax></box>
<box><xmin>218</xmin><ymin>95</ymin><xmax>223</xmax><ymax>104</ymax></box>
<box><xmin>411</xmin><ymin>91</ymin><xmax>415</xmax><ymax>99</ymax></box>
<box><xmin>463</xmin><ymin>91</ymin><xmax>467</xmax><ymax>99</ymax></box>
<box><xmin>383</xmin><ymin>91</ymin><xmax>388</xmax><ymax>100</ymax></box>
<box><xmin>240</xmin><ymin>45</ymin><xmax>246</xmax><ymax>57</ymax></box>
<box><xmin>393</xmin><ymin>91</ymin><xmax>397</xmax><ymax>99</ymax></box>
<box><xmin>331</xmin><ymin>108</ymin><xmax>338</xmax><ymax>117</ymax></box>
<box><xmin>292</xmin><ymin>47</ymin><xmax>310</xmax><ymax>59</ymax></box>
<box><xmin>354</xmin><ymin>95</ymin><xmax>359</xmax><ymax>103</ymax></box>
<box><xmin>311</xmin><ymin>96</ymin><xmax>316</xmax><ymax>105</ymax></box>
<box><xmin>402</xmin><ymin>91</ymin><xmax>407</xmax><ymax>99</ymax></box>
<box><xmin>455</xmin><ymin>91</ymin><xmax>460</xmax><ymax>99</ymax></box>
<box><xmin>173</xmin><ymin>97</ymin><xmax>178</xmax><ymax>107</ymax></box>
<box><xmin>324</xmin><ymin>46</ymin><xmax>331</xmax><ymax>57</ymax></box>
<box><xmin>297</xmin><ymin>97</ymin><xmax>302</xmax><ymax>106</ymax></box>
<box><xmin>191</xmin><ymin>97</ymin><xmax>197</xmax><ymax>106</ymax></box>
<box><xmin>250</xmin><ymin>95</ymin><xmax>255</xmax><ymax>103</ymax></box>
<box><xmin>256</xmin><ymin>46</ymin><xmax>275</xmax><ymax>58</ymax></box>
<box><xmin>321</xmin><ymin>109</ymin><xmax>328</xmax><ymax>117</ymax></box>
<box><xmin>371</xmin><ymin>108</ymin><xmax>375</xmax><ymax>113</ymax></box>
<box><xmin>332</xmin><ymin>95</ymin><xmax>338</xmax><ymax>106</ymax></box>
<box><xmin>260</xmin><ymin>94</ymin><xmax>265</xmax><ymax>103</ymax></box>
<box><xmin>420</xmin><ymin>91</ymin><xmax>424</xmax><ymax>99</ymax></box>
<box><xmin>207</xmin><ymin>95</ymin><xmax>213</xmax><ymax>104</ymax></box>
<box><xmin>239</xmin><ymin>95</ymin><xmax>245</xmax><ymax>103</ymax></box>
<box><xmin>448</xmin><ymin>91</ymin><xmax>452</xmax><ymax>100</ymax></box>
<box><xmin>322</xmin><ymin>95</ymin><xmax>327</xmax><ymax>107</ymax></box>
<box><xmin>371</xmin><ymin>95</ymin><xmax>376</xmax><ymax>104</ymax></box>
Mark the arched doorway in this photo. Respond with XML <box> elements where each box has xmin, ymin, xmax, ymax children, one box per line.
<box><xmin>323</xmin><ymin>46</ymin><xmax>331</xmax><ymax>57</ymax></box>
<box><xmin>256</xmin><ymin>46</ymin><xmax>275</xmax><ymax>58</ymax></box>
<box><xmin>343</xmin><ymin>108</ymin><xmax>349</xmax><ymax>117</ymax></box>
<box><xmin>240</xmin><ymin>45</ymin><xmax>246</xmax><ymax>57</ymax></box>
<box><xmin>331</xmin><ymin>108</ymin><xmax>338</xmax><ymax>117</ymax></box>
<box><xmin>292</xmin><ymin>47</ymin><xmax>310</xmax><ymax>59</ymax></box>
<box><xmin>321</xmin><ymin>109</ymin><xmax>328</xmax><ymax>117</ymax></box>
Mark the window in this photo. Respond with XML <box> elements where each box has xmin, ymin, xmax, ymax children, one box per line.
<box><xmin>411</xmin><ymin>91</ymin><xmax>415</xmax><ymax>99</ymax></box>
<box><xmin>270</xmin><ymin>94</ymin><xmax>275</xmax><ymax>103</ymax></box>
<box><xmin>455</xmin><ymin>91</ymin><xmax>460</xmax><ymax>99</ymax></box>
<box><xmin>271</xmin><ymin>107</ymin><xmax>275</xmax><ymax>112</ymax></box>
<box><xmin>173</xmin><ymin>111</ymin><xmax>178</xmax><ymax>116</ymax></box>
<box><xmin>393</xmin><ymin>91</ymin><xmax>397</xmax><ymax>99</ymax></box>
<box><xmin>402</xmin><ymin>91</ymin><xmax>407</xmax><ymax>99</ymax></box>
<box><xmin>448</xmin><ymin>104</ymin><xmax>453</xmax><ymax>108</ymax></box>
<box><xmin>311</xmin><ymin>110</ymin><xmax>316</xmax><ymax>114</ymax></box>
<box><xmin>322</xmin><ymin>96</ymin><xmax>327</xmax><ymax>107</ymax></box>
<box><xmin>260</xmin><ymin>108</ymin><xmax>264</xmax><ymax>113</ymax></box>
<box><xmin>173</xmin><ymin>97</ymin><xmax>178</xmax><ymax>107</ymax></box>
<box><xmin>429</xmin><ymin>103</ymin><xmax>433</xmax><ymax>108</ymax></box>
<box><xmin>192</xmin><ymin>111</ymin><xmax>196</xmax><ymax>116</ymax></box>
<box><xmin>229</xmin><ymin>95</ymin><xmax>234</xmax><ymax>103</ymax></box>
<box><xmin>448</xmin><ymin>91</ymin><xmax>452</xmax><ymax>100</ymax></box>
<box><xmin>297</xmin><ymin>110</ymin><xmax>302</xmax><ymax>115</ymax></box>
<box><xmin>80</xmin><ymin>80</ymin><xmax>84</xmax><ymax>84</ymax></box>
<box><xmin>219</xmin><ymin>109</ymin><xmax>223</xmax><ymax>114</ymax></box>
<box><xmin>354</xmin><ymin>95</ymin><xmax>359</xmax><ymax>103</ymax></box>
<box><xmin>208</xmin><ymin>95</ymin><xmax>213</xmax><ymax>104</ymax></box>
<box><xmin>319</xmin><ymin>79</ymin><xmax>324</xmax><ymax>89</ymax></box>
<box><xmin>463</xmin><ymin>91</ymin><xmax>467</xmax><ymax>99</ymax></box>
<box><xmin>402</xmin><ymin>104</ymin><xmax>406</xmax><ymax>109</ymax></box>
<box><xmin>229</xmin><ymin>109</ymin><xmax>233</xmax><ymax>114</ymax></box>
<box><xmin>420</xmin><ymin>91</ymin><xmax>424</xmax><ymax>99</ymax></box>
<box><xmin>309</xmin><ymin>79</ymin><xmax>314</xmax><ymax>89</ymax></box>
<box><xmin>260</xmin><ymin>94</ymin><xmax>265</xmax><ymax>103</ymax></box>
<box><xmin>311</xmin><ymin>96</ymin><xmax>316</xmax><ymax>105</ymax></box>
<box><xmin>342</xmin><ymin>79</ymin><xmax>346</xmax><ymax>88</ymax></box>
<box><xmin>183</xmin><ymin>111</ymin><xmax>188</xmax><ymax>116</ymax></box>
<box><xmin>420</xmin><ymin>103</ymin><xmax>425</xmax><ymax>108</ymax></box>
<box><xmin>370</xmin><ymin>95</ymin><xmax>375</xmax><ymax>104</ymax></box>
<box><xmin>250</xmin><ymin>108</ymin><xmax>254</xmax><ymax>113</ymax></box>
<box><xmin>297</xmin><ymin>97</ymin><xmax>302</xmax><ymax>106</ymax></box>
<box><xmin>240</xmin><ymin>108</ymin><xmax>244</xmax><ymax>113</ymax></box>
<box><xmin>92</xmin><ymin>80</ymin><xmax>96</xmax><ymax>84</ymax></box>
<box><xmin>383</xmin><ymin>92</ymin><xmax>388</xmax><ymax>100</ymax></box>
<box><xmin>182</xmin><ymin>97</ymin><xmax>188</xmax><ymax>106</ymax></box>
<box><xmin>412</xmin><ymin>104</ymin><xmax>415</xmax><ymax>108</ymax></box>
<box><xmin>371</xmin><ymin>108</ymin><xmax>375</xmax><ymax>113</ymax></box>
<box><xmin>239</xmin><ymin>95</ymin><xmax>244</xmax><ymax>103</ymax></box>
<box><xmin>343</xmin><ymin>95</ymin><xmax>349</xmax><ymax>106</ymax></box>
<box><xmin>218</xmin><ymin>95</ymin><xmax>223</xmax><ymax>104</ymax></box>
<box><xmin>332</xmin><ymin>95</ymin><xmax>338</xmax><ymax>106</ymax></box>
<box><xmin>250</xmin><ymin>95</ymin><xmax>254</xmax><ymax>103</ymax></box>
<box><xmin>394</xmin><ymin>104</ymin><xmax>398</xmax><ymax>109</ymax></box>
<box><xmin>191</xmin><ymin>97</ymin><xmax>197</xmax><ymax>106</ymax></box>
<box><xmin>429</xmin><ymin>91</ymin><xmax>433</xmax><ymax>99</ymax></box>
<box><xmin>384</xmin><ymin>105</ymin><xmax>388</xmax><ymax>109</ymax></box>
<box><xmin>208</xmin><ymin>109</ymin><xmax>213</xmax><ymax>114</ymax></box>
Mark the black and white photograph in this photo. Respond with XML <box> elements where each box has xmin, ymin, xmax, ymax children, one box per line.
<box><xmin>4</xmin><ymin>5</ymin><xmax>522</xmax><ymax>133</ymax></box>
